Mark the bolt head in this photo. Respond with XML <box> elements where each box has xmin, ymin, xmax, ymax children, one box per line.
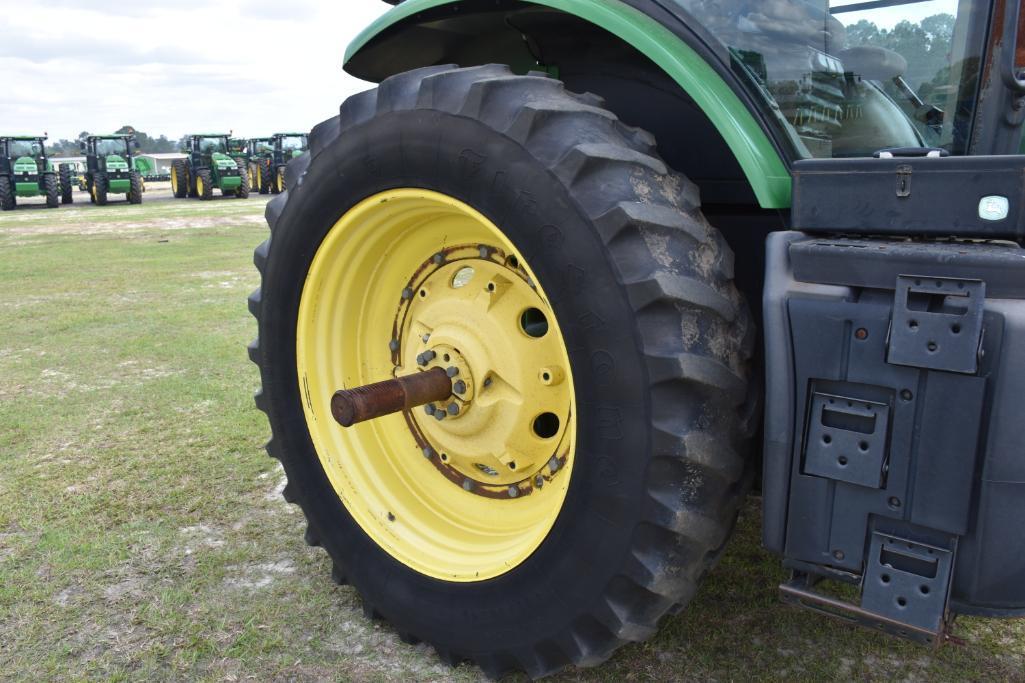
<box><xmin>452</xmin><ymin>380</ymin><xmax>466</xmax><ymax>395</ymax></box>
<box><xmin>401</xmin><ymin>287</ymin><xmax>414</xmax><ymax>300</ymax></box>
<box><xmin>434</xmin><ymin>411</ymin><xmax>445</xmax><ymax>421</ymax></box>
<box><xmin>432</xmin><ymin>253</ymin><xmax>445</xmax><ymax>264</ymax></box>
<box><xmin>422</xmin><ymin>333</ymin><xmax>430</xmax><ymax>343</ymax></box>
<box><xmin>507</xmin><ymin>486</ymin><xmax>519</xmax><ymax>498</ymax></box>
<box><xmin>422</xmin><ymin>446</ymin><xmax>435</xmax><ymax>459</ymax></box>
<box><xmin>389</xmin><ymin>339</ymin><xmax>400</xmax><ymax>352</ymax></box>
<box><xmin>416</xmin><ymin>353</ymin><xmax>426</xmax><ymax>367</ymax></box>
<box><xmin>423</xmin><ymin>350</ymin><xmax>436</xmax><ymax>362</ymax></box>
<box><xmin>832</xmin><ymin>549</ymin><xmax>845</xmax><ymax>561</ymax></box>
<box><xmin>424</xmin><ymin>404</ymin><xmax>435</xmax><ymax>416</ymax></box>
<box><xmin>462</xmin><ymin>478</ymin><xmax>473</xmax><ymax>491</ymax></box>
<box><xmin>478</xmin><ymin>246</ymin><xmax>489</xmax><ymax>258</ymax></box>
<box><xmin>534</xmin><ymin>475</ymin><xmax>544</xmax><ymax>489</ymax></box>
<box><xmin>446</xmin><ymin>366</ymin><xmax>459</xmax><ymax>378</ymax></box>
<box><xmin>548</xmin><ymin>456</ymin><xmax>560</xmax><ymax>473</ymax></box>
<box><xmin>447</xmin><ymin>403</ymin><xmax>459</xmax><ymax>416</ymax></box>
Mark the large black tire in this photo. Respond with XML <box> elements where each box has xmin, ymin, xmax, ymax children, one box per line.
<box><xmin>92</xmin><ymin>173</ymin><xmax>108</xmax><ymax>206</ymax></box>
<box><xmin>59</xmin><ymin>164</ymin><xmax>74</xmax><ymax>204</ymax></box>
<box><xmin>0</xmin><ymin>176</ymin><xmax>15</xmax><ymax>210</ymax></box>
<box><xmin>43</xmin><ymin>173</ymin><xmax>59</xmax><ymax>208</ymax></box>
<box><xmin>235</xmin><ymin>160</ymin><xmax>250</xmax><ymax>199</ymax></box>
<box><xmin>258</xmin><ymin>160</ymin><xmax>271</xmax><ymax>194</ymax></box>
<box><xmin>171</xmin><ymin>160</ymin><xmax>188</xmax><ymax>199</ymax></box>
<box><xmin>248</xmin><ymin>65</ymin><xmax>755</xmax><ymax>679</ymax></box>
<box><xmin>128</xmin><ymin>171</ymin><xmax>143</xmax><ymax>204</ymax></box>
<box><xmin>196</xmin><ymin>169</ymin><xmax>214</xmax><ymax>200</ymax></box>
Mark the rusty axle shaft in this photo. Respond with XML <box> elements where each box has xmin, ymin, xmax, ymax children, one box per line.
<box><xmin>331</xmin><ymin>367</ymin><xmax>452</xmax><ymax>427</ymax></box>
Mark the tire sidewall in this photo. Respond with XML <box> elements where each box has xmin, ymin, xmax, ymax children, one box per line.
<box><xmin>260</xmin><ymin>110</ymin><xmax>655</xmax><ymax>650</ymax></box>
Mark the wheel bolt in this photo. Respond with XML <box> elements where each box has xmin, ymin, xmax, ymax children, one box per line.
<box><xmin>389</xmin><ymin>339</ymin><xmax>400</xmax><ymax>352</ymax></box>
<box><xmin>422</xmin><ymin>446</ymin><xmax>435</xmax><ymax>459</ymax></box>
<box><xmin>452</xmin><ymin>380</ymin><xmax>466</xmax><ymax>395</ymax></box>
<box><xmin>423</xmin><ymin>350</ymin><xmax>436</xmax><ymax>363</ymax></box>
<box><xmin>446</xmin><ymin>366</ymin><xmax>459</xmax><ymax>378</ymax></box>
<box><xmin>401</xmin><ymin>287</ymin><xmax>414</xmax><ymax>300</ymax></box>
<box><xmin>548</xmin><ymin>456</ymin><xmax>560</xmax><ymax>473</ymax></box>
<box><xmin>535</xmin><ymin>475</ymin><xmax>544</xmax><ymax>489</ymax></box>
<box><xmin>432</xmin><ymin>253</ymin><xmax>445</xmax><ymax>265</ymax></box>
<box><xmin>434</xmin><ymin>410</ymin><xmax>446</xmax><ymax>421</ymax></box>
<box><xmin>416</xmin><ymin>353</ymin><xmax>426</xmax><ymax>367</ymax></box>
<box><xmin>462</xmin><ymin>478</ymin><xmax>473</xmax><ymax>491</ymax></box>
<box><xmin>424</xmin><ymin>403</ymin><xmax>436</xmax><ymax>416</ymax></box>
<box><xmin>478</xmin><ymin>246</ymin><xmax>490</xmax><ymax>258</ymax></box>
<box><xmin>447</xmin><ymin>403</ymin><xmax>459</xmax><ymax>416</ymax></box>
<box><xmin>507</xmin><ymin>486</ymin><xmax>519</xmax><ymax>498</ymax></box>
<box><xmin>422</xmin><ymin>333</ymin><xmax>430</xmax><ymax>343</ymax></box>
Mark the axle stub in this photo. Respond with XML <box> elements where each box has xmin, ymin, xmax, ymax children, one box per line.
<box><xmin>331</xmin><ymin>367</ymin><xmax>452</xmax><ymax>427</ymax></box>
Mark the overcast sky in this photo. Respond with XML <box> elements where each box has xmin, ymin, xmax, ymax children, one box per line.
<box><xmin>1</xmin><ymin>0</ymin><xmax>386</xmax><ymax>142</ymax></box>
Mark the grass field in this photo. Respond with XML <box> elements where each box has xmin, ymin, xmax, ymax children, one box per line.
<box><xmin>1</xmin><ymin>186</ymin><xmax>1023</xmax><ymax>681</ymax></box>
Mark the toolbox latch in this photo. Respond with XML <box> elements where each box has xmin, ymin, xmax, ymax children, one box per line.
<box><xmin>887</xmin><ymin>275</ymin><xmax>985</xmax><ymax>374</ymax></box>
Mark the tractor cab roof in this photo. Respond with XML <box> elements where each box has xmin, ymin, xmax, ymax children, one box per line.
<box><xmin>190</xmin><ymin>133</ymin><xmax>231</xmax><ymax>138</ymax></box>
<box><xmin>1</xmin><ymin>135</ymin><xmax>47</xmax><ymax>142</ymax></box>
<box><xmin>272</xmin><ymin>132</ymin><xmax>307</xmax><ymax>138</ymax></box>
<box><xmin>89</xmin><ymin>134</ymin><xmax>135</xmax><ymax>140</ymax></box>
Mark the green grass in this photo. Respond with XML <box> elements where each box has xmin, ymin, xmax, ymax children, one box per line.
<box><xmin>1</xmin><ymin>189</ymin><xmax>1023</xmax><ymax>682</ymax></box>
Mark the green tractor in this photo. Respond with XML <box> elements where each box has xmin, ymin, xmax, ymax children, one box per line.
<box><xmin>77</xmin><ymin>134</ymin><xmax>144</xmax><ymax>206</ymax></box>
<box><xmin>266</xmin><ymin>132</ymin><xmax>308</xmax><ymax>194</ymax></box>
<box><xmin>245</xmin><ymin>137</ymin><xmax>275</xmax><ymax>195</ymax></box>
<box><xmin>249</xmin><ymin>0</ymin><xmax>1025</xmax><ymax>678</ymax></box>
<box><xmin>0</xmin><ymin>135</ymin><xmax>59</xmax><ymax>210</ymax></box>
<box><xmin>171</xmin><ymin>134</ymin><xmax>249</xmax><ymax>200</ymax></box>
<box><xmin>228</xmin><ymin>137</ymin><xmax>249</xmax><ymax>170</ymax></box>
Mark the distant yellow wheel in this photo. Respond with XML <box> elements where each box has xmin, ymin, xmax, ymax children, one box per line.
<box><xmin>296</xmin><ymin>189</ymin><xmax>576</xmax><ymax>581</ymax></box>
<box><xmin>276</xmin><ymin>167</ymin><xmax>285</xmax><ymax>193</ymax></box>
<box><xmin>196</xmin><ymin>175</ymin><xmax>204</xmax><ymax>196</ymax></box>
<box><xmin>170</xmin><ymin>169</ymin><xmax>179</xmax><ymax>195</ymax></box>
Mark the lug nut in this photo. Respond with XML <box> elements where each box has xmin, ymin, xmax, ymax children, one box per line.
<box><xmin>401</xmin><ymin>287</ymin><xmax>414</xmax><ymax>300</ymax></box>
<box><xmin>432</xmin><ymin>253</ymin><xmax>445</xmax><ymax>265</ymax></box>
<box><xmin>446</xmin><ymin>366</ymin><xmax>459</xmax><ymax>378</ymax></box>
<box><xmin>535</xmin><ymin>475</ymin><xmax>544</xmax><ymax>489</ymax></box>
<box><xmin>422</xmin><ymin>446</ymin><xmax>435</xmax><ymax>459</ymax></box>
<box><xmin>422</xmin><ymin>333</ymin><xmax>430</xmax><ymax>343</ymax></box>
<box><xmin>548</xmin><ymin>456</ymin><xmax>560</xmax><ymax>473</ymax></box>
<box><xmin>452</xmin><ymin>380</ymin><xmax>466</xmax><ymax>395</ymax></box>
<box><xmin>389</xmin><ymin>339</ymin><xmax>400</xmax><ymax>352</ymax></box>
<box><xmin>423</xmin><ymin>350</ymin><xmax>436</xmax><ymax>363</ymax></box>
<box><xmin>462</xmin><ymin>478</ymin><xmax>473</xmax><ymax>491</ymax></box>
<box><xmin>447</xmin><ymin>403</ymin><xmax>459</xmax><ymax>416</ymax></box>
<box><xmin>478</xmin><ymin>246</ymin><xmax>490</xmax><ymax>258</ymax></box>
<box><xmin>507</xmin><ymin>486</ymin><xmax>519</xmax><ymax>498</ymax></box>
<box><xmin>424</xmin><ymin>403</ymin><xmax>436</xmax><ymax>416</ymax></box>
<box><xmin>416</xmin><ymin>353</ymin><xmax>426</xmax><ymax>367</ymax></box>
<box><xmin>434</xmin><ymin>410</ymin><xmax>446</xmax><ymax>421</ymax></box>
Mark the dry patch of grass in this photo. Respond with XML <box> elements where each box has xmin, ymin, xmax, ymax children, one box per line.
<box><xmin>1</xmin><ymin>191</ymin><xmax>1022</xmax><ymax>682</ymax></box>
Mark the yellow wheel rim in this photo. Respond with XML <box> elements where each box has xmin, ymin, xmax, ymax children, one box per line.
<box><xmin>197</xmin><ymin>176</ymin><xmax>204</xmax><ymax>196</ymax></box>
<box><xmin>277</xmin><ymin>169</ymin><xmax>284</xmax><ymax>193</ymax></box>
<box><xmin>170</xmin><ymin>170</ymin><xmax>178</xmax><ymax>194</ymax></box>
<box><xmin>296</xmin><ymin>189</ymin><xmax>576</xmax><ymax>581</ymax></box>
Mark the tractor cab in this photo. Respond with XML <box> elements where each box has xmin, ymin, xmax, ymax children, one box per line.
<box><xmin>0</xmin><ymin>134</ymin><xmax>58</xmax><ymax>210</ymax></box>
<box><xmin>268</xmin><ymin>133</ymin><xmax>308</xmax><ymax>193</ymax></box>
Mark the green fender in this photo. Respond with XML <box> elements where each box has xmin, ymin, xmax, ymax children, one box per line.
<box><xmin>345</xmin><ymin>0</ymin><xmax>792</xmax><ymax>208</ymax></box>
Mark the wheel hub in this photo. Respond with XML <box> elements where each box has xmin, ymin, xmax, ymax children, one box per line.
<box><xmin>394</xmin><ymin>248</ymin><xmax>571</xmax><ymax>494</ymax></box>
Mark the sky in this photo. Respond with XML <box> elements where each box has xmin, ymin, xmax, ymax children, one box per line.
<box><xmin>1</xmin><ymin>0</ymin><xmax>386</xmax><ymax>142</ymax></box>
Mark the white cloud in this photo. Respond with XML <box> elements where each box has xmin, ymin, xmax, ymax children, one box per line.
<box><xmin>0</xmin><ymin>0</ymin><xmax>388</xmax><ymax>141</ymax></box>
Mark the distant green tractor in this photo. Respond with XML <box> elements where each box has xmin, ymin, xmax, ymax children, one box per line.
<box><xmin>171</xmin><ymin>134</ymin><xmax>249</xmax><ymax>200</ymax></box>
<box><xmin>245</xmin><ymin>137</ymin><xmax>275</xmax><ymax>195</ymax></box>
<box><xmin>0</xmin><ymin>135</ymin><xmax>59</xmax><ymax>210</ymax></box>
<box><xmin>228</xmin><ymin>137</ymin><xmax>249</xmax><ymax>169</ymax></box>
<box><xmin>268</xmin><ymin>132</ymin><xmax>308</xmax><ymax>193</ymax></box>
<box><xmin>77</xmin><ymin>134</ymin><xmax>143</xmax><ymax>206</ymax></box>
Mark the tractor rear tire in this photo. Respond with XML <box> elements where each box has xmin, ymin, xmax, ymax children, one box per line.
<box><xmin>0</xmin><ymin>176</ymin><xmax>15</xmax><ymax>211</ymax></box>
<box><xmin>92</xmin><ymin>173</ymin><xmax>108</xmax><ymax>206</ymax></box>
<box><xmin>128</xmin><ymin>171</ymin><xmax>143</xmax><ymax>204</ymax></box>
<box><xmin>249</xmin><ymin>65</ymin><xmax>755</xmax><ymax>679</ymax></box>
<box><xmin>171</xmin><ymin>160</ymin><xmax>188</xmax><ymax>199</ymax></box>
<box><xmin>59</xmin><ymin>164</ymin><xmax>74</xmax><ymax>205</ymax></box>
<box><xmin>257</xmin><ymin>161</ymin><xmax>270</xmax><ymax>194</ymax></box>
<box><xmin>196</xmin><ymin>169</ymin><xmax>213</xmax><ymax>200</ymax></box>
<box><xmin>44</xmin><ymin>173</ymin><xmax>59</xmax><ymax>208</ymax></box>
<box><xmin>236</xmin><ymin>161</ymin><xmax>250</xmax><ymax>199</ymax></box>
